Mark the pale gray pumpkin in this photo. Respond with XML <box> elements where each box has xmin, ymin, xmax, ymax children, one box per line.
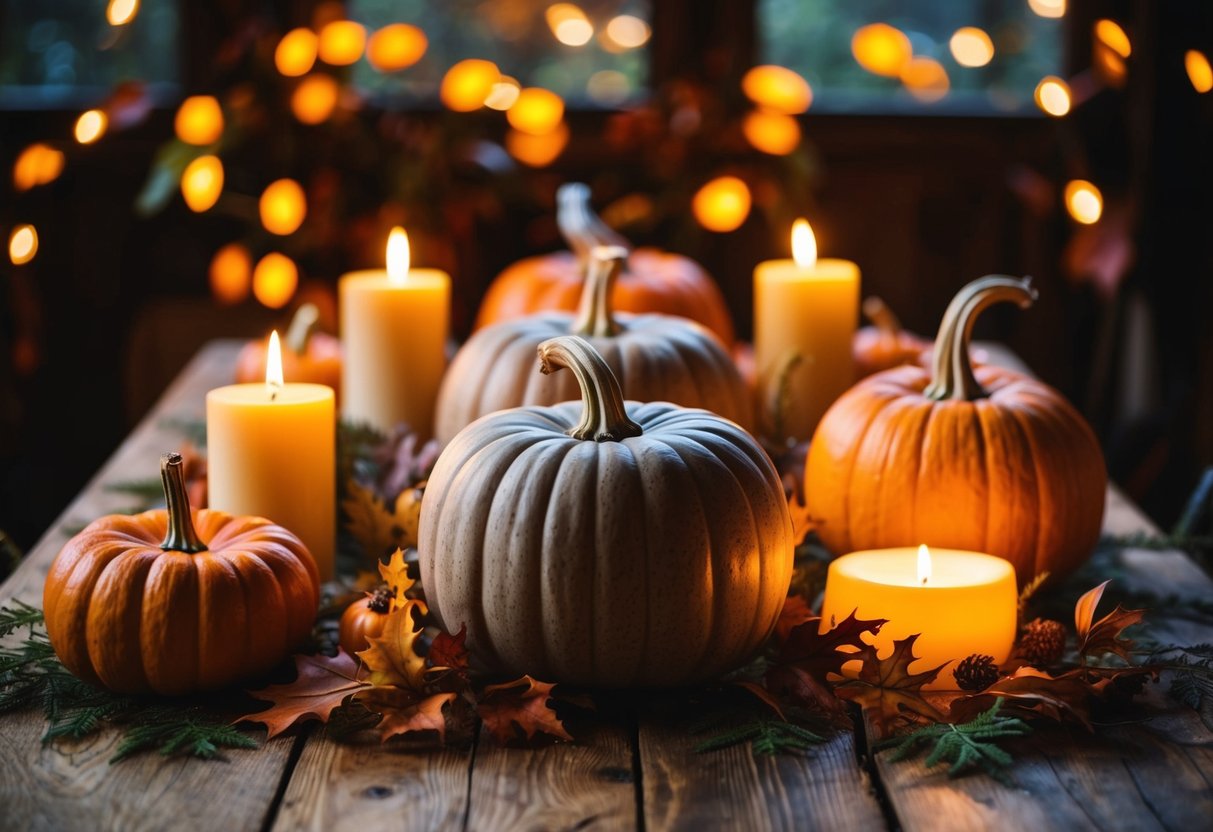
<box><xmin>434</xmin><ymin>246</ymin><xmax>752</xmax><ymax>445</ymax></box>
<box><xmin>419</xmin><ymin>335</ymin><xmax>793</xmax><ymax>687</ymax></box>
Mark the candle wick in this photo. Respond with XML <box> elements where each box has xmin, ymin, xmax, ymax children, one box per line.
<box><xmin>271</xmin><ymin>390</ymin><xmax>278</xmax><ymax>402</ymax></box>
<box><xmin>921</xmin><ymin>576</ymin><xmax>928</xmax><ymax>586</ymax></box>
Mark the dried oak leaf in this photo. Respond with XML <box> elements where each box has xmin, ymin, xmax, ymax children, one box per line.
<box><xmin>378</xmin><ymin>547</ymin><xmax>416</xmax><ymax>612</ymax></box>
<box><xmin>343</xmin><ymin>480</ymin><xmax>422</xmax><ymax>559</ymax></box>
<box><xmin>428</xmin><ymin>623</ymin><xmax>470</xmax><ymax>682</ymax></box>
<box><xmin>242</xmin><ymin>651</ymin><xmax>369</xmax><ymax>738</ymax></box>
<box><xmin>477</xmin><ymin>675</ymin><xmax>573</xmax><ymax>744</ymax></box>
<box><xmin>776</xmin><ymin>609</ymin><xmax>887</xmax><ymax>684</ymax></box>
<box><xmin>354</xmin><ymin>687</ymin><xmax>456</xmax><ymax>742</ymax></box>
<box><xmin>1074</xmin><ymin>580</ymin><xmax>1144</xmax><ymax>663</ymax></box>
<box><xmin>834</xmin><ymin>634</ymin><xmax>948</xmax><ymax>737</ymax></box>
<box><xmin>775</xmin><ymin>595</ymin><xmax>816</xmax><ymax>643</ymax></box>
<box><xmin>358</xmin><ymin>601</ymin><xmax>428</xmax><ymax>690</ymax></box>
<box><xmin>951</xmin><ymin>666</ymin><xmax>1093</xmax><ymax>729</ymax></box>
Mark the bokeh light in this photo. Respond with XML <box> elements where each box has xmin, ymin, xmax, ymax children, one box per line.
<box><xmin>209</xmin><ymin>243</ymin><xmax>252</xmax><ymax>305</ymax></box>
<box><xmin>484</xmin><ymin>77</ymin><xmax>522</xmax><ymax>110</ymax></box>
<box><xmin>367</xmin><ymin>23</ymin><xmax>427</xmax><ymax>72</ymax></box>
<box><xmin>546</xmin><ymin>4</ymin><xmax>593</xmax><ymax>47</ymax></box>
<box><xmin>1065</xmin><ymin>180</ymin><xmax>1103</xmax><ymax>225</ymax></box>
<box><xmin>1094</xmin><ymin>19</ymin><xmax>1131</xmax><ymax>59</ymax></box>
<box><xmin>692</xmin><ymin>176</ymin><xmax>752</xmax><ymax>233</ymax></box>
<box><xmin>440</xmin><ymin>59</ymin><xmax>500</xmax><ymax>111</ymax></box>
<box><xmin>181</xmin><ymin>155</ymin><xmax>224</xmax><ymax>212</ymax></box>
<box><xmin>949</xmin><ymin>27</ymin><xmax>995</xmax><ymax>68</ymax></box>
<box><xmin>253</xmin><ymin>252</ymin><xmax>299</xmax><ymax>309</ymax></box>
<box><xmin>852</xmin><ymin>23</ymin><xmax>913</xmax><ymax>78</ymax></box>
<box><xmin>506</xmin><ymin>88</ymin><xmax>565</xmax><ymax>135</ymax></box>
<box><xmin>275</xmin><ymin>28</ymin><xmax>318</xmax><ymax>77</ymax></box>
<box><xmin>13</xmin><ymin>144</ymin><xmax>64</xmax><ymax>191</ymax></box>
<box><xmin>1034</xmin><ymin>76</ymin><xmax>1071</xmax><ymax>116</ymax></box>
<box><xmin>505</xmin><ymin>123</ymin><xmax>570</xmax><ymax>167</ymax></box>
<box><xmin>741</xmin><ymin>65</ymin><xmax>812</xmax><ymax>115</ymax></box>
<box><xmin>74</xmin><ymin>110</ymin><xmax>107</xmax><ymax>144</ymax></box>
<box><xmin>106</xmin><ymin>0</ymin><xmax>139</xmax><ymax>26</ymax></box>
<box><xmin>900</xmin><ymin>57</ymin><xmax>950</xmax><ymax>103</ymax></box>
<box><xmin>317</xmin><ymin>20</ymin><xmax>366</xmax><ymax>66</ymax></box>
<box><xmin>8</xmin><ymin>225</ymin><xmax>38</xmax><ymax>266</ymax></box>
<box><xmin>742</xmin><ymin>110</ymin><xmax>801</xmax><ymax>156</ymax></box>
<box><xmin>174</xmin><ymin>96</ymin><xmax>224</xmax><ymax>146</ymax></box>
<box><xmin>586</xmin><ymin>70</ymin><xmax>631</xmax><ymax>105</ymax></box>
<box><xmin>291</xmin><ymin>74</ymin><xmax>340</xmax><ymax>124</ymax></box>
<box><xmin>259</xmin><ymin>179</ymin><xmax>307</xmax><ymax>236</ymax></box>
<box><xmin>604</xmin><ymin>15</ymin><xmax>650</xmax><ymax>50</ymax></box>
<box><xmin>1186</xmin><ymin>50</ymin><xmax>1213</xmax><ymax>93</ymax></box>
<box><xmin>1028</xmin><ymin>0</ymin><xmax>1065</xmax><ymax>19</ymax></box>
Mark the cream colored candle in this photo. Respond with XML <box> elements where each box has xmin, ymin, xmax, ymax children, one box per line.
<box><xmin>207</xmin><ymin>332</ymin><xmax>336</xmax><ymax>580</ymax></box>
<box><xmin>340</xmin><ymin>227</ymin><xmax>450</xmax><ymax>438</ymax></box>
<box><xmin>754</xmin><ymin>219</ymin><xmax>860</xmax><ymax>441</ymax></box>
<box><xmin>819</xmin><ymin>545</ymin><xmax>1017</xmax><ymax>690</ymax></box>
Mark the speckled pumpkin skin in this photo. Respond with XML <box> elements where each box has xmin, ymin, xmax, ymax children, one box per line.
<box><xmin>419</xmin><ymin>402</ymin><xmax>794</xmax><ymax>687</ymax></box>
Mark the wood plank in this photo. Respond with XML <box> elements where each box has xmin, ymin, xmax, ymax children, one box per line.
<box><xmin>0</xmin><ymin>341</ymin><xmax>298</xmax><ymax>832</ymax></box>
<box><xmin>272</xmin><ymin>729</ymin><xmax>472</xmax><ymax>832</ymax></box>
<box><xmin>465</xmin><ymin>721</ymin><xmax>638</xmax><ymax>831</ymax></box>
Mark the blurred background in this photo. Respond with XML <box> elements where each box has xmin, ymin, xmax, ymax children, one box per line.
<box><xmin>2</xmin><ymin>0</ymin><xmax>1212</xmax><ymax>554</ymax></box>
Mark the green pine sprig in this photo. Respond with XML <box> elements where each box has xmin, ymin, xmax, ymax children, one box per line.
<box><xmin>0</xmin><ymin>599</ymin><xmax>43</xmax><ymax>637</ymax></box>
<box><xmin>1147</xmin><ymin>644</ymin><xmax>1213</xmax><ymax>728</ymax></box>
<box><xmin>694</xmin><ymin>718</ymin><xmax>826</xmax><ymax>756</ymax></box>
<box><xmin>876</xmin><ymin>699</ymin><xmax>1032</xmax><ymax>784</ymax></box>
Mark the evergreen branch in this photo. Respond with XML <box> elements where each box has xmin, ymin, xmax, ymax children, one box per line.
<box><xmin>1146</xmin><ymin>644</ymin><xmax>1213</xmax><ymax>727</ymax></box>
<box><xmin>0</xmin><ymin>600</ymin><xmax>44</xmax><ymax>637</ymax></box>
<box><xmin>876</xmin><ymin>699</ymin><xmax>1032</xmax><ymax>785</ymax></box>
<box><xmin>112</xmin><ymin>715</ymin><xmax>257</xmax><ymax>762</ymax></box>
<box><xmin>694</xmin><ymin>718</ymin><xmax>826</xmax><ymax>756</ymax></box>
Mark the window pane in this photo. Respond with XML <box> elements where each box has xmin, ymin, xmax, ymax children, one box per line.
<box><xmin>758</xmin><ymin>0</ymin><xmax>1064</xmax><ymax>114</ymax></box>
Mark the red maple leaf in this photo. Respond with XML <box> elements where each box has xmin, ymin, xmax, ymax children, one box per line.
<box><xmin>833</xmin><ymin>634</ymin><xmax>948</xmax><ymax>737</ymax></box>
<box><xmin>774</xmin><ymin>595</ymin><xmax>816</xmax><ymax>643</ymax></box>
<box><xmin>428</xmin><ymin>624</ymin><xmax>469</xmax><ymax>675</ymax></box>
<box><xmin>354</xmin><ymin>687</ymin><xmax>456</xmax><ymax>742</ymax></box>
<box><xmin>1074</xmin><ymin>581</ymin><xmax>1144</xmax><ymax>663</ymax></box>
<box><xmin>241</xmin><ymin>651</ymin><xmax>369</xmax><ymax>738</ymax></box>
<box><xmin>477</xmin><ymin>675</ymin><xmax>572</xmax><ymax>744</ymax></box>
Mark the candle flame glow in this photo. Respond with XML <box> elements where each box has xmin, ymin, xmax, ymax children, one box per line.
<box><xmin>792</xmin><ymin>218</ymin><xmax>817</xmax><ymax>268</ymax></box>
<box><xmin>387</xmin><ymin>227</ymin><xmax>410</xmax><ymax>285</ymax></box>
<box><xmin>266</xmin><ymin>330</ymin><xmax>284</xmax><ymax>390</ymax></box>
<box><xmin>917</xmin><ymin>544</ymin><xmax>931</xmax><ymax>586</ymax></box>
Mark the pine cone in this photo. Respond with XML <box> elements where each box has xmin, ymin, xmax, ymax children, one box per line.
<box><xmin>1019</xmin><ymin>618</ymin><xmax>1066</xmax><ymax>667</ymax></box>
<box><xmin>954</xmin><ymin>654</ymin><xmax>1000</xmax><ymax>691</ymax></box>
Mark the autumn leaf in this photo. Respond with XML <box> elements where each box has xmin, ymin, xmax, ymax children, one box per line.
<box><xmin>242</xmin><ymin>651</ymin><xmax>369</xmax><ymax>738</ymax></box>
<box><xmin>774</xmin><ymin>595</ymin><xmax>816</xmax><ymax>643</ymax></box>
<box><xmin>378</xmin><ymin>547</ymin><xmax>416</xmax><ymax>612</ymax></box>
<box><xmin>358</xmin><ymin>601</ymin><xmax>427</xmax><ymax>690</ymax></box>
<box><xmin>1074</xmin><ymin>581</ymin><xmax>1144</xmax><ymax>663</ymax></box>
<box><xmin>834</xmin><ymin>635</ymin><xmax>948</xmax><ymax>737</ymax></box>
<box><xmin>354</xmin><ymin>687</ymin><xmax>455</xmax><ymax>742</ymax></box>
<box><xmin>951</xmin><ymin>667</ymin><xmax>1094</xmax><ymax>729</ymax></box>
<box><xmin>776</xmin><ymin>609</ymin><xmax>887</xmax><ymax>685</ymax></box>
<box><xmin>428</xmin><ymin>624</ymin><xmax>470</xmax><ymax>682</ymax></box>
<box><xmin>764</xmin><ymin>665</ymin><xmax>847</xmax><ymax>718</ymax></box>
<box><xmin>732</xmin><ymin>680</ymin><xmax>788</xmax><ymax>721</ymax></box>
<box><xmin>477</xmin><ymin>675</ymin><xmax>573</xmax><ymax>744</ymax></box>
<box><xmin>788</xmin><ymin>492</ymin><xmax>815</xmax><ymax>548</ymax></box>
<box><xmin>343</xmin><ymin>480</ymin><xmax>423</xmax><ymax>560</ymax></box>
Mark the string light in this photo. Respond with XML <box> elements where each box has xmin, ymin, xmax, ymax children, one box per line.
<box><xmin>949</xmin><ymin>27</ymin><xmax>995</xmax><ymax>68</ymax></box>
<box><xmin>1065</xmin><ymin>180</ymin><xmax>1103</xmax><ymax>225</ymax></box>
<box><xmin>742</xmin><ymin>110</ymin><xmax>801</xmax><ymax>156</ymax></box>
<box><xmin>8</xmin><ymin>225</ymin><xmax>38</xmax><ymax>266</ymax></box>
<box><xmin>291</xmin><ymin>74</ymin><xmax>340</xmax><ymax>124</ymax></box>
<box><xmin>1034</xmin><ymin>76</ymin><xmax>1071</xmax><ymax>117</ymax></box>
<box><xmin>506</xmin><ymin>88</ymin><xmax>565</xmax><ymax>135</ymax></box>
<box><xmin>275</xmin><ymin>28</ymin><xmax>318</xmax><ymax>77</ymax></box>
<box><xmin>259</xmin><ymin>179</ymin><xmax>307</xmax><ymax>236</ymax></box>
<box><xmin>106</xmin><ymin>0</ymin><xmax>139</xmax><ymax>26</ymax></box>
<box><xmin>1094</xmin><ymin>19</ymin><xmax>1131</xmax><ymax>59</ymax></box>
<box><xmin>181</xmin><ymin>155</ymin><xmax>224</xmax><ymax>212</ymax></box>
<box><xmin>1027</xmin><ymin>0</ymin><xmax>1065</xmax><ymax>19</ymax></box>
<box><xmin>440</xmin><ymin>60</ymin><xmax>499</xmax><ymax>111</ymax></box>
<box><xmin>852</xmin><ymin>23</ymin><xmax>912</xmax><ymax>78</ymax></box>
<box><xmin>367</xmin><ymin>23</ymin><xmax>427</xmax><ymax>72</ymax></box>
<box><xmin>741</xmin><ymin>65</ymin><xmax>812</xmax><ymax>115</ymax></box>
<box><xmin>692</xmin><ymin>176</ymin><xmax>752</xmax><ymax>232</ymax></box>
<box><xmin>209</xmin><ymin>243</ymin><xmax>252</xmax><ymax>305</ymax></box>
<box><xmin>253</xmin><ymin>253</ymin><xmax>299</xmax><ymax>309</ymax></box>
<box><xmin>74</xmin><ymin>110</ymin><xmax>107</xmax><ymax>144</ymax></box>
<box><xmin>901</xmin><ymin>57</ymin><xmax>950</xmax><ymax>103</ymax></box>
<box><xmin>13</xmin><ymin>144</ymin><xmax>64</xmax><ymax>191</ymax></box>
<box><xmin>317</xmin><ymin>20</ymin><xmax>366</xmax><ymax>66</ymax></box>
<box><xmin>505</xmin><ymin>123</ymin><xmax>570</xmax><ymax>167</ymax></box>
<box><xmin>1186</xmin><ymin>50</ymin><xmax>1213</xmax><ymax>93</ymax></box>
<box><xmin>174</xmin><ymin>96</ymin><xmax>224</xmax><ymax>146</ymax></box>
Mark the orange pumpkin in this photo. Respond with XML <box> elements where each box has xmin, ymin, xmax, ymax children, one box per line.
<box><xmin>43</xmin><ymin>453</ymin><xmax>320</xmax><ymax>695</ymax></box>
<box><xmin>235</xmin><ymin>303</ymin><xmax>342</xmax><ymax>393</ymax></box>
<box><xmin>852</xmin><ymin>296</ymin><xmax>932</xmax><ymax>379</ymax></box>
<box><xmin>806</xmin><ymin>276</ymin><xmax>1106</xmax><ymax>584</ymax></box>
<box><xmin>474</xmin><ymin>182</ymin><xmax>736</xmax><ymax>346</ymax></box>
<box><xmin>338</xmin><ymin>585</ymin><xmax>392</xmax><ymax>655</ymax></box>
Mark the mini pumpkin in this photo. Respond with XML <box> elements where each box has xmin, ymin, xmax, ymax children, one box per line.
<box><xmin>474</xmin><ymin>182</ymin><xmax>736</xmax><ymax>345</ymax></box>
<box><xmin>435</xmin><ymin>246</ymin><xmax>752</xmax><ymax>444</ymax></box>
<box><xmin>421</xmin><ymin>335</ymin><xmax>794</xmax><ymax>687</ymax></box>
<box><xmin>235</xmin><ymin>303</ymin><xmax>342</xmax><ymax>393</ymax></box>
<box><xmin>852</xmin><ymin>296</ymin><xmax>932</xmax><ymax>379</ymax></box>
<box><xmin>338</xmin><ymin>585</ymin><xmax>393</xmax><ymax>655</ymax></box>
<box><xmin>806</xmin><ymin>276</ymin><xmax>1106</xmax><ymax>584</ymax></box>
<box><xmin>43</xmin><ymin>453</ymin><xmax>320</xmax><ymax>695</ymax></box>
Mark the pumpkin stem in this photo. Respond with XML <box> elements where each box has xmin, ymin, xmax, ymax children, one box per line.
<box><xmin>924</xmin><ymin>276</ymin><xmax>1038</xmax><ymax>402</ymax></box>
<box><xmin>285</xmin><ymin>303</ymin><xmax>320</xmax><ymax>355</ymax></box>
<box><xmin>571</xmin><ymin>246</ymin><xmax>628</xmax><ymax>338</ymax></box>
<box><xmin>160</xmin><ymin>452</ymin><xmax>207</xmax><ymax>553</ymax></box>
<box><xmin>537</xmin><ymin>335</ymin><xmax>643</xmax><ymax>442</ymax></box>
<box><xmin>557</xmin><ymin>182</ymin><xmax>631</xmax><ymax>264</ymax></box>
<box><xmin>862</xmin><ymin>296</ymin><xmax>902</xmax><ymax>337</ymax></box>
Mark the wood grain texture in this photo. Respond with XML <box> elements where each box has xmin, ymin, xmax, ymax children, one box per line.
<box><xmin>465</xmin><ymin>721</ymin><xmax>638</xmax><ymax>831</ymax></box>
<box><xmin>272</xmin><ymin>730</ymin><xmax>472</xmax><ymax>832</ymax></box>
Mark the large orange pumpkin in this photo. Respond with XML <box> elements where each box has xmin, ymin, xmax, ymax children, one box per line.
<box><xmin>235</xmin><ymin>303</ymin><xmax>342</xmax><ymax>393</ymax></box>
<box><xmin>806</xmin><ymin>276</ymin><xmax>1106</xmax><ymax>584</ymax></box>
<box><xmin>43</xmin><ymin>453</ymin><xmax>320</xmax><ymax>695</ymax></box>
<box><xmin>474</xmin><ymin>182</ymin><xmax>736</xmax><ymax>345</ymax></box>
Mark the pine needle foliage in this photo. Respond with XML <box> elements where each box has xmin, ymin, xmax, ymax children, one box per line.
<box><xmin>1148</xmin><ymin>644</ymin><xmax>1213</xmax><ymax>728</ymax></box>
<box><xmin>0</xmin><ymin>600</ymin><xmax>44</xmax><ymax>637</ymax></box>
<box><xmin>694</xmin><ymin>718</ymin><xmax>826</xmax><ymax>756</ymax></box>
<box><xmin>876</xmin><ymin>699</ymin><xmax>1032</xmax><ymax>784</ymax></box>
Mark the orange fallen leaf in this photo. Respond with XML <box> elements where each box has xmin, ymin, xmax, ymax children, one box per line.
<box><xmin>378</xmin><ymin>547</ymin><xmax>416</xmax><ymax>612</ymax></box>
<box><xmin>428</xmin><ymin>623</ymin><xmax>469</xmax><ymax>683</ymax></box>
<box><xmin>477</xmin><ymin>675</ymin><xmax>572</xmax><ymax>744</ymax></box>
<box><xmin>354</xmin><ymin>687</ymin><xmax>456</xmax><ymax>742</ymax></box>
<box><xmin>834</xmin><ymin>634</ymin><xmax>948</xmax><ymax>737</ymax></box>
<box><xmin>358</xmin><ymin>601</ymin><xmax>428</xmax><ymax>690</ymax></box>
<box><xmin>242</xmin><ymin>651</ymin><xmax>369</xmax><ymax>738</ymax></box>
<box><xmin>343</xmin><ymin>480</ymin><xmax>421</xmax><ymax>560</ymax></box>
<box><xmin>1074</xmin><ymin>580</ymin><xmax>1144</xmax><ymax>663</ymax></box>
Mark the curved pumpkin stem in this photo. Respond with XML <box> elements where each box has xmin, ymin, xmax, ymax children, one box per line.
<box><xmin>862</xmin><ymin>296</ymin><xmax>902</xmax><ymax>337</ymax></box>
<box><xmin>924</xmin><ymin>275</ymin><xmax>1038</xmax><ymax>401</ymax></box>
<box><xmin>571</xmin><ymin>246</ymin><xmax>628</xmax><ymax>338</ymax></box>
<box><xmin>160</xmin><ymin>452</ymin><xmax>207</xmax><ymax>553</ymax></box>
<box><xmin>538</xmin><ymin>335</ymin><xmax>643</xmax><ymax>442</ymax></box>
<box><xmin>557</xmin><ymin>182</ymin><xmax>631</xmax><ymax>263</ymax></box>
<box><xmin>286</xmin><ymin>303</ymin><xmax>320</xmax><ymax>355</ymax></box>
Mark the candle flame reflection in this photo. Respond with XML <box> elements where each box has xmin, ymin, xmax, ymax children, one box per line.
<box><xmin>387</xmin><ymin>227</ymin><xmax>410</xmax><ymax>285</ymax></box>
<box><xmin>266</xmin><ymin>330</ymin><xmax>285</xmax><ymax>392</ymax></box>
<box><xmin>792</xmin><ymin>218</ymin><xmax>817</xmax><ymax>269</ymax></box>
<box><xmin>917</xmin><ymin>544</ymin><xmax>931</xmax><ymax>585</ymax></box>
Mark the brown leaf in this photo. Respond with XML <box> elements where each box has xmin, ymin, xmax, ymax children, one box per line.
<box><xmin>787</xmin><ymin>492</ymin><xmax>815</xmax><ymax>548</ymax></box>
<box><xmin>377</xmin><ymin>547</ymin><xmax>416</xmax><ymax>612</ymax></box>
<box><xmin>775</xmin><ymin>595</ymin><xmax>816</xmax><ymax>643</ymax></box>
<box><xmin>242</xmin><ymin>651</ymin><xmax>369</xmax><ymax>738</ymax></box>
<box><xmin>834</xmin><ymin>635</ymin><xmax>948</xmax><ymax>737</ymax></box>
<box><xmin>763</xmin><ymin>665</ymin><xmax>847</xmax><ymax>719</ymax></box>
<box><xmin>358</xmin><ymin>601</ymin><xmax>427</xmax><ymax>690</ymax></box>
<box><xmin>354</xmin><ymin>687</ymin><xmax>455</xmax><ymax>742</ymax></box>
<box><xmin>732</xmin><ymin>680</ymin><xmax>788</xmax><ymax>721</ymax></box>
<box><xmin>429</xmin><ymin>624</ymin><xmax>469</xmax><ymax>676</ymax></box>
<box><xmin>477</xmin><ymin>675</ymin><xmax>573</xmax><ymax>744</ymax></box>
<box><xmin>775</xmin><ymin>609</ymin><xmax>887</xmax><ymax>685</ymax></box>
<box><xmin>1074</xmin><ymin>582</ymin><xmax>1144</xmax><ymax>663</ymax></box>
<box><xmin>1074</xmin><ymin>580</ymin><xmax>1110</xmax><ymax>641</ymax></box>
<box><xmin>952</xmin><ymin>666</ymin><xmax>1093</xmax><ymax>728</ymax></box>
<box><xmin>343</xmin><ymin>481</ymin><xmax>421</xmax><ymax>560</ymax></box>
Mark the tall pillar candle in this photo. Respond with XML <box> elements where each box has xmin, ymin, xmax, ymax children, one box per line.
<box><xmin>340</xmin><ymin>227</ymin><xmax>450</xmax><ymax>438</ymax></box>
<box><xmin>207</xmin><ymin>332</ymin><xmax>336</xmax><ymax>580</ymax></box>
<box><xmin>754</xmin><ymin>219</ymin><xmax>860</xmax><ymax>441</ymax></box>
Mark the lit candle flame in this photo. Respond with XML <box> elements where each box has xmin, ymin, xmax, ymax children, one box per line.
<box><xmin>387</xmin><ymin>226</ymin><xmax>410</xmax><ymax>285</ymax></box>
<box><xmin>917</xmin><ymin>544</ymin><xmax>931</xmax><ymax>586</ymax></box>
<box><xmin>792</xmin><ymin>218</ymin><xmax>817</xmax><ymax>269</ymax></box>
<box><xmin>266</xmin><ymin>329</ymin><xmax>284</xmax><ymax>393</ymax></box>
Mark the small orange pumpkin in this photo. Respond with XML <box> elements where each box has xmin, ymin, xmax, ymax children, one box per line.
<box><xmin>235</xmin><ymin>303</ymin><xmax>342</xmax><ymax>393</ymax></box>
<box><xmin>806</xmin><ymin>276</ymin><xmax>1106</xmax><ymax>584</ymax></box>
<box><xmin>474</xmin><ymin>183</ymin><xmax>736</xmax><ymax>346</ymax></box>
<box><xmin>43</xmin><ymin>453</ymin><xmax>320</xmax><ymax>695</ymax></box>
<box><xmin>852</xmin><ymin>296</ymin><xmax>932</xmax><ymax>379</ymax></box>
<box><xmin>338</xmin><ymin>585</ymin><xmax>393</xmax><ymax>655</ymax></box>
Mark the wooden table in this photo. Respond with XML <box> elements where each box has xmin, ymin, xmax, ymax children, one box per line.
<box><xmin>2</xmin><ymin>341</ymin><xmax>1211</xmax><ymax>832</ymax></box>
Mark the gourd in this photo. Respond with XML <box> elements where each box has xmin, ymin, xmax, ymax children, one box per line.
<box><xmin>806</xmin><ymin>276</ymin><xmax>1106</xmax><ymax>584</ymax></box>
<box><xmin>235</xmin><ymin>304</ymin><xmax>341</xmax><ymax>394</ymax></box>
<box><xmin>338</xmin><ymin>586</ymin><xmax>393</xmax><ymax>655</ymax></box>
<box><xmin>43</xmin><ymin>453</ymin><xmax>320</xmax><ymax>695</ymax></box>
<box><xmin>474</xmin><ymin>182</ymin><xmax>736</xmax><ymax>346</ymax></box>
<box><xmin>420</xmin><ymin>335</ymin><xmax>794</xmax><ymax>687</ymax></box>
<box><xmin>852</xmin><ymin>296</ymin><xmax>932</xmax><ymax>378</ymax></box>
<box><xmin>434</xmin><ymin>246</ymin><xmax>752</xmax><ymax>445</ymax></box>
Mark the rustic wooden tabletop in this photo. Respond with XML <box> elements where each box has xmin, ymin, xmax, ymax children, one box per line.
<box><xmin>1</xmin><ymin>341</ymin><xmax>1211</xmax><ymax>832</ymax></box>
